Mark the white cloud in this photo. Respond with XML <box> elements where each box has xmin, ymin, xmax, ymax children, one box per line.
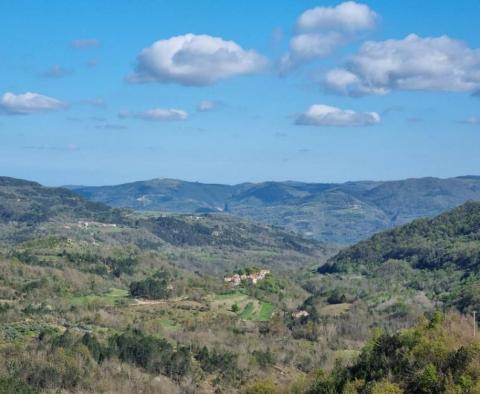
<box><xmin>324</xmin><ymin>34</ymin><xmax>480</xmax><ymax>96</ymax></box>
<box><xmin>280</xmin><ymin>1</ymin><xmax>378</xmax><ymax>73</ymax></box>
<box><xmin>196</xmin><ymin>100</ymin><xmax>222</xmax><ymax>112</ymax></box>
<box><xmin>120</xmin><ymin>108</ymin><xmax>188</xmax><ymax>121</ymax></box>
<box><xmin>0</xmin><ymin>92</ymin><xmax>66</xmax><ymax>115</ymax></box>
<box><xmin>295</xmin><ymin>104</ymin><xmax>380</xmax><ymax>127</ymax></box>
<box><xmin>129</xmin><ymin>34</ymin><xmax>268</xmax><ymax>86</ymax></box>
<box><xmin>297</xmin><ymin>1</ymin><xmax>378</xmax><ymax>32</ymax></box>
<box><xmin>71</xmin><ymin>39</ymin><xmax>100</xmax><ymax>49</ymax></box>
<box><xmin>280</xmin><ymin>32</ymin><xmax>343</xmax><ymax>70</ymax></box>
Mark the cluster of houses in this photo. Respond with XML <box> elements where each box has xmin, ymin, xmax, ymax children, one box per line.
<box><xmin>224</xmin><ymin>269</ymin><xmax>271</xmax><ymax>286</ymax></box>
<box><xmin>77</xmin><ymin>220</ymin><xmax>117</xmax><ymax>229</ymax></box>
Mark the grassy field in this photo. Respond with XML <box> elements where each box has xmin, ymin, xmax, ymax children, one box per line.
<box><xmin>319</xmin><ymin>303</ymin><xmax>351</xmax><ymax>317</ymax></box>
<box><xmin>258</xmin><ymin>302</ymin><xmax>274</xmax><ymax>321</ymax></box>
<box><xmin>158</xmin><ymin>318</ymin><xmax>178</xmax><ymax>331</ymax></box>
<box><xmin>239</xmin><ymin>302</ymin><xmax>256</xmax><ymax>320</ymax></box>
<box><xmin>210</xmin><ymin>292</ymin><xmax>274</xmax><ymax>321</ymax></box>
<box><xmin>69</xmin><ymin>288</ymin><xmax>129</xmax><ymax>306</ymax></box>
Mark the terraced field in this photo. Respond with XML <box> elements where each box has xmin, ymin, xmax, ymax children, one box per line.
<box><xmin>210</xmin><ymin>292</ymin><xmax>274</xmax><ymax>321</ymax></box>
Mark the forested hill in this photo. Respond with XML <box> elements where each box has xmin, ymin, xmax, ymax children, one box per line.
<box><xmin>0</xmin><ymin>176</ymin><xmax>125</xmax><ymax>225</ymax></box>
<box><xmin>68</xmin><ymin>176</ymin><xmax>480</xmax><ymax>244</ymax></box>
<box><xmin>0</xmin><ymin>176</ymin><xmax>325</xmax><ymax>262</ymax></box>
<box><xmin>322</xmin><ymin>201</ymin><xmax>480</xmax><ymax>274</ymax></box>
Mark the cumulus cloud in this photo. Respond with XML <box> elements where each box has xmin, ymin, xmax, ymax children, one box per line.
<box><xmin>129</xmin><ymin>34</ymin><xmax>268</xmax><ymax>86</ymax></box>
<box><xmin>295</xmin><ymin>104</ymin><xmax>380</xmax><ymax>127</ymax></box>
<box><xmin>324</xmin><ymin>34</ymin><xmax>480</xmax><ymax>96</ymax></box>
<box><xmin>280</xmin><ymin>1</ymin><xmax>378</xmax><ymax>73</ymax></box>
<box><xmin>40</xmin><ymin>65</ymin><xmax>72</xmax><ymax>79</ymax></box>
<box><xmin>0</xmin><ymin>92</ymin><xmax>66</xmax><ymax>115</ymax></box>
<box><xmin>298</xmin><ymin>1</ymin><xmax>377</xmax><ymax>32</ymax></box>
<box><xmin>71</xmin><ymin>39</ymin><xmax>100</xmax><ymax>49</ymax></box>
<box><xmin>120</xmin><ymin>108</ymin><xmax>188</xmax><ymax>121</ymax></box>
<box><xmin>196</xmin><ymin>100</ymin><xmax>222</xmax><ymax>112</ymax></box>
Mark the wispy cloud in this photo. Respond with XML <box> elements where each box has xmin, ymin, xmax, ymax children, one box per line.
<box><xmin>71</xmin><ymin>39</ymin><xmax>100</xmax><ymax>49</ymax></box>
<box><xmin>407</xmin><ymin>117</ymin><xmax>424</xmax><ymax>123</ymax></box>
<box><xmin>295</xmin><ymin>104</ymin><xmax>380</xmax><ymax>127</ymax></box>
<box><xmin>0</xmin><ymin>92</ymin><xmax>66</xmax><ymax>115</ymax></box>
<box><xmin>22</xmin><ymin>144</ymin><xmax>79</xmax><ymax>152</ymax></box>
<box><xmin>196</xmin><ymin>100</ymin><xmax>223</xmax><ymax>112</ymax></box>
<box><xmin>95</xmin><ymin>123</ymin><xmax>128</xmax><ymax>130</ymax></box>
<box><xmin>119</xmin><ymin>108</ymin><xmax>188</xmax><ymax>121</ymax></box>
<box><xmin>86</xmin><ymin>59</ymin><xmax>98</xmax><ymax>68</ymax></box>
<box><xmin>79</xmin><ymin>98</ymin><xmax>106</xmax><ymax>108</ymax></box>
<box><xmin>460</xmin><ymin>116</ymin><xmax>480</xmax><ymax>125</ymax></box>
<box><xmin>40</xmin><ymin>65</ymin><xmax>72</xmax><ymax>79</ymax></box>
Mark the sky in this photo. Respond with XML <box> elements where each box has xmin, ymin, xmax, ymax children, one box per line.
<box><xmin>1</xmin><ymin>0</ymin><xmax>480</xmax><ymax>186</ymax></box>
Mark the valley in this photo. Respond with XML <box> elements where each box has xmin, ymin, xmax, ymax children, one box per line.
<box><xmin>69</xmin><ymin>176</ymin><xmax>480</xmax><ymax>244</ymax></box>
<box><xmin>1</xmin><ymin>176</ymin><xmax>479</xmax><ymax>393</ymax></box>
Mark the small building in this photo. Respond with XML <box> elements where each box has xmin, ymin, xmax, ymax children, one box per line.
<box><xmin>292</xmin><ymin>310</ymin><xmax>310</xmax><ymax>319</ymax></box>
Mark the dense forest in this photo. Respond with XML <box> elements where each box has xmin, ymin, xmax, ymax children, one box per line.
<box><xmin>325</xmin><ymin>201</ymin><xmax>480</xmax><ymax>273</ymax></box>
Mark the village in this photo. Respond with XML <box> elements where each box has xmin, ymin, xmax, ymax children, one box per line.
<box><xmin>223</xmin><ymin>269</ymin><xmax>271</xmax><ymax>286</ymax></box>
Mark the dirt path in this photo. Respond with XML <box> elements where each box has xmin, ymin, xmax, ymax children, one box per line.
<box><xmin>131</xmin><ymin>297</ymin><xmax>187</xmax><ymax>306</ymax></box>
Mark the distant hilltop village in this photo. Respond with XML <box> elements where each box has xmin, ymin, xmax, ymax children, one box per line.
<box><xmin>224</xmin><ymin>269</ymin><xmax>270</xmax><ymax>286</ymax></box>
<box><xmin>77</xmin><ymin>221</ymin><xmax>117</xmax><ymax>228</ymax></box>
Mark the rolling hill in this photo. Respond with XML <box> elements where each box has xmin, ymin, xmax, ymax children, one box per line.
<box><xmin>1</xmin><ymin>176</ymin><xmax>478</xmax><ymax>393</ymax></box>
<box><xmin>0</xmin><ymin>176</ymin><xmax>327</xmax><ymax>274</ymax></box>
<box><xmin>323</xmin><ymin>200</ymin><xmax>480</xmax><ymax>274</ymax></box>
<box><xmin>317</xmin><ymin>201</ymin><xmax>480</xmax><ymax>314</ymax></box>
<box><xmin>68</xmin><ymin>176</ymin><xmax>480</xmax><ymax>244</ymax></box>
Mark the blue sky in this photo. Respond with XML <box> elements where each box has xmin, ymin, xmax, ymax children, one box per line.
<box><xmin>1</xmin><ymin>0</ymin><xmax>479</xmax><ymax>186</ymax></box>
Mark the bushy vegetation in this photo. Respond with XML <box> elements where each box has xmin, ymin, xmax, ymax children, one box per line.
<box><xmin>129</xmin><ymin>270</ymin><xmax>174</xmax><ymax>299</ymax></box>
<box><xmin>71</xmin><ymin>175</ymin><xmax>480</xmax><ymax>244</ymax></box>
<box><xmin>283</xmin><ymin>312</ymin><xmax>480</xmax><ymax>394</ymax></box>
<box><xmin>324</xmin><ymin>201</ymin><xmax>480</xmax><ymax>273</ymax></box>
<box><xmin>1</xmin><ymin>178</ymin><xmax>480</xmax><ymax>392</ymax></box>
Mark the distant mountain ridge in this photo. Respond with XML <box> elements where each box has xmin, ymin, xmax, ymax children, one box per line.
<box><xmin>68</xmin><ymin>176</ymin><xmax>480</xmax><ymax>244</ymax></box>
<box><xmin>0</xmin><ymin>176</ymin><xmax>324</xmax><ymax>264</ymax></box>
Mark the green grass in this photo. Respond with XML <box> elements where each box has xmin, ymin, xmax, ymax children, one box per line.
<box><xmin>258</xmin><ymin>302</ymin><xmax>274</xmax><ymax>321</ymax></box>
<box><xmin>158</xmin><ymin>318</ymin><xmax>178</xmax><ymax>331</ymax></box>
<box><xmin>239</xmin><ymin>302</ymin><xmax>255</xmax><ymax>320</ymax></box>
<box><xmin>232</xmin><ymin>298</ymin><xmax>273</xmax><ymax>321</ymax></box>
<box><xmin>69</xmin><ymin>287</ymin><xmax>128</xmax><ymax>306</ymax></box>
<box><xmin>319</xmin><ymin>303</ymin><xmax>351</xmax><ymax>317</ymax></box>
<box><xmin>106</xmin><ymin>288</ymin><xmax>129</xmax><ymax>298</ymax></box>
<box><xmin>215</xmin><ymin>291</ymin><xmax>244</xmax><ymax>300</ymax></box>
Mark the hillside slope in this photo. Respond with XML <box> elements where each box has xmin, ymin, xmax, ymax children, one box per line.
<box><xmin>68</xmin><ymin>176</ymin><xmax>480</xmax><ymax>244</ymax></box>
<box><xmin>314</xmin><ymin>201</ymin><xmax>480</xmax><ymax>314</ymax></box>
<box><xmin>0</xmin><ymin>176</ymin><xmax>327</xmax><ymax>273</ymax></box>
<box><xmin>324</xmin><ymin>201</ymin><xmax>480</xmax><ymax>273</ymax></box>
